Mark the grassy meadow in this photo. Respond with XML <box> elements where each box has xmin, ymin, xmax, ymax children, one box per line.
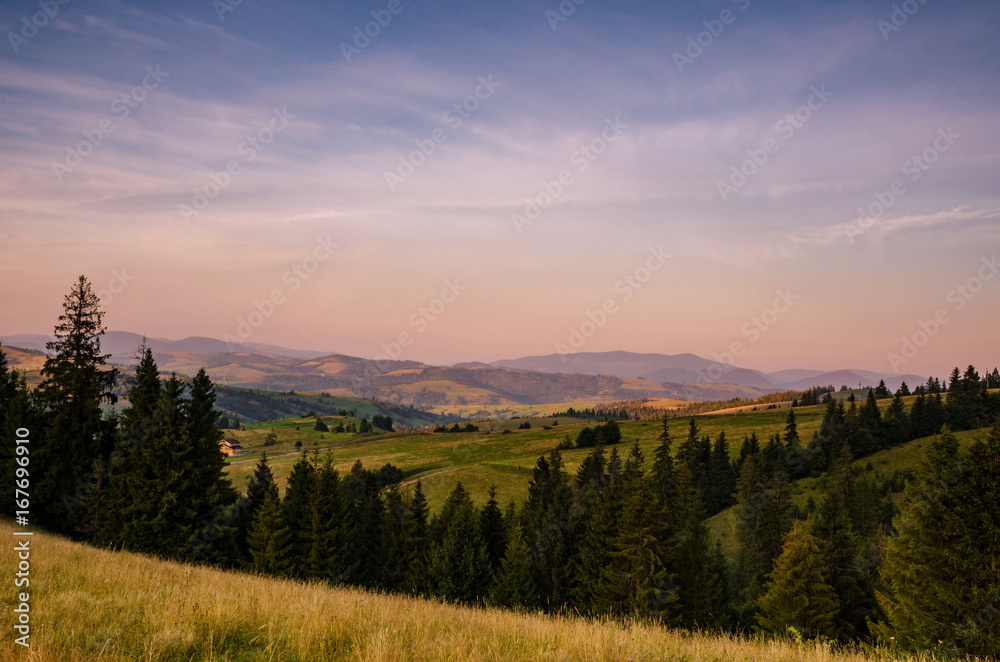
<box><xmin>225</xmin><ymin>402</ymin><xmax>831</xmax><ymax>510</ymax></box>
<box><xmin>0</xmin><ymin>518</ymin><xmax>928</xmax><ymax>662</ymax></box>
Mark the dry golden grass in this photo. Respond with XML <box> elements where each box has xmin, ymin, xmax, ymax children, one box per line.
<box><xmin>1</xmin><ymin>519</ymin><xmax>923</xmax><ymax>662</ymax></box>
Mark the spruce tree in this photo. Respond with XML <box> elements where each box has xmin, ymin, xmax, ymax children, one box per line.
<box><xmin>674</xmin><ymin>488</ymin><xmax>728</xmax><ymax>629</ymax></box>
<box><xmin>35</xmin><ymin>276</ymin><xmax>118</xmax><ymax>532</ymax></box>
<box><xmin>479</xmin><ymin>486</ymin><xmax>507</xmax><ymax>575</ymax></box>
<box><xmin>235</xmin><ymin>452</ymin><xmax>278</xmax><ymax>559</ymax></box>
<box><xmin>707</xmin><ymin>431</ymin><xmax>736</xmax><ymax>515</ymax></box>
<box><xmin>595</xmin><ymin>476</ymin><xmax>679</xmax><ymax>623</ymax></box>
<box><xmin>571</xmin><ymin>456</ymin><xmax>623</xmax><ymax>615</ymax></box>
<box><xmin>734</xmin><ymin>455</ymin><xmax>791</xmax><ymax>624</ymax></box>
<box><xmin>428</xmin><ymin>482</ymin><xmax>491</xmax><ymax>603</ymax></box>
<box><xmin>757</xmin><ymin>522</ymin><xmax>839</xmax><ymax>639</ymax></box>
<box><xmin>650</xmin><ymin>418</ymin><xmax>678</xmax><ymax>516</ymax></box>
<box><xmin>810</xmin><ymin>486</ymin><xmax>876</xmax><ymax>641</ymax></box>
<box><xmin>306</xmin><ymin>458</ymin><xmax>351</xmax><ymax>583</ymax></box>
<box><xmin>184</xmin><ymin>368</ymin><xmax>238</xmax><ymax>563</ymax></box>
<box><xmin>348</xmin><ymin>467</ymin><xmax>386</xmax><ymax>587</ymax></box>
<box><xmin>784</xmin><ymin>408</ymin><xmax>799</xmax><ymax>447</ymax></box>
<box><xmin>282</xmin><ymin>453</ymin><xmax>317</xmax><ymax>573</ymax></box>
<box><xmin>401</xmin><ymin>480</ymin><xmax>430</xmax><ymax>595</ymax></box>
<box><xmin>380</xmin><ymin>483</ymin><xmax>408</xmax><ymax>591</ymax></box>
<box><xmin>875</xmin><ymin>424</ymin><xmax>1000</xmax><ymax>658</ymax></box>
<box><xmin>247</xmin><ymin>484</ymin><xmax>293</xmax><ymax>576</ymax></box>
<box><xmin>489</xmin><ymin>522</ymin><xmax>536</xmax><ymax>609</ymax></box>
<box><xmin>521</xmin><ymin>450</ymin><xmax>579</xmax><ymax>609</ymax></box>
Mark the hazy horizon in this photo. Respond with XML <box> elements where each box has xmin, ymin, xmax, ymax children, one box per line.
<box><xmin>1</xmin><ymin>0</ymin><xmax>998</xmax><ymax>378</ymax></box>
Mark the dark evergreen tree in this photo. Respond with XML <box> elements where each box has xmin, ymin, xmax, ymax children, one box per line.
<box><xmin>734</xmin><ymin>455</ymin><xmax>791</xmax><ymax>624</ymax></box>
<box><xmin>380</xmin><ymin>483</ymin><xmax>408</xmax><ymax>591</ymax></box>
<box><xmin>247</xmin><ymin>484</ymin><xmax>293</xmax><ymax>576</ymax></box>
<box><xmin>874</xmin><ymin>379</ymin><xmax>890</xmax><ymax>399</ymax></box>
<box><xmin>736</xmin><ymin>432</ymin><xmax>760</xmax><ymax>474</ymax></box>
<box><xmin>346</xmin><ymin>463</ymin><xmax>385</xmax><ymax>587</ymax></box>
<box><xmin>706</xmin><ymin>431</ymin><xmax>736</xmax><ymax>515</ymax></box>
<box><xmin>810</xmin><ymin>484</ymin><xmax>877</xmax><ymax>642</ymax></box>
<box><xmin>677</xmin><ymin>418</ymin><xmax>703</xmax><ymax>478</ymax></box>
<box><xmin>757</xmin><ymin>523</ymin><xmax>839</xmax><ymax>639</ymax></box>
<box><xmin>650</xmin><ymin>417</ymin><xmax>678</xmax><ymax>516</ymax></box>
<box><xmin>595</xmin><ymin>474</ymin><xmax>679</xmax><ymax>623</ymax></box>
<box><xmin>875</xmin><ymin>423</ymin><xmax>1000</xmax><ymax>658</ymax></box>
<box><xmin>428</xmin><ymin>482</ymin><xmax>492</xmax><ymax>603</ymax></box>
<box><xmin>521</xmin><ymin>450</ymin><xmax>579</xmax><ymax>609</ymax></box>
<box><xmin>235</xmin><ymin>452</ymin><xmax>278</xmax><ymax>560</ymax></box>
<box><xmin>184</xmin><ymin>368</ymin><xmax>239</xmax><ymax>563</ymax></box>
<box><xmin>35</xmin><ymin>276</ymin><xmax>118</xmax><ymax>532</ymax></box>
<box><xmin>306</xmin><ymin>458</ymin><xmax>351</xmax><ymax>583</ymax></box>
<box><xmin>674</xmin><ymin>482</ymin><xmax>727</xmax><ymax>628</ymax></box>
<box><xmin>570</xmin><ymin>449</ymin><xmax>622</xmax><ymax>615</ymax></box>
<box><xmin>784</xmin><ymin>408</ymin><xmax>799</xmax><ymax>447</ymax></box>
<box><xmin>479</xmin><ymin>486</ymin><xmax>507</xmax><ymax>575</ymax></box>
<box><xmin>282</xmin><ymin>453</ymin><xmax>317</xmax><ymax>573</ymax></box>
<box><xmin>884</xmin><ymin>392</ymin><xmax>909</xmax><ymax>447</ymax></box>
<box><xmin>489</xmin><ymin>522</ymin><xmax>536</xmax><ymax>609</ymax></box>
<box><xmin>400</xmin><ymin>480</ymin><xmax>430</xmax><ymax>595</ymax></box>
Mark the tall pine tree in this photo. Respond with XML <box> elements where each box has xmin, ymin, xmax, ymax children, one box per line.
<box><xmin>35</xmin><ymin>276</ymin><xmax>118</xmax><ymax>533</ymax></box>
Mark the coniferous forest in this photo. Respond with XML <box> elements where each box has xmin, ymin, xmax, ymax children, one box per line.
<box><xmin>2</xmin><ymin>276</ymin><xmax>999</xmax><ymax>659</ymax></box>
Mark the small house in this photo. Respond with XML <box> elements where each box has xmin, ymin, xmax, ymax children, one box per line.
<box><xmin>219</xmin><ymin>438</ymin><xmax>243</xmax><ymax>456</ymax></box>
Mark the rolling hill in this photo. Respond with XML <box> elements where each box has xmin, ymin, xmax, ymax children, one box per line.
<box><xmin>2</xmin><ymin>334</ymin><xmax>940</xmax><ymax>418</ymax></box>
<box><xmin>492</xmin><ymin>350</ymin><xmax>927</xmax><ymax>392</ymax></box>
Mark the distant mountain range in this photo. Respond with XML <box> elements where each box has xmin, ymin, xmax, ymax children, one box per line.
<box><xmin>491</xmin><ymin>351</ymin><xmax>926</xmax><ymax>393</ymax></box>
<box><xmin>0</xmin><ymin>331</ymin><xmax>330</xmax><ymax>361</ymax></box>
<box><xmin>1</xmin><ymin>333</ymin><xmax>930</xmax><ymax>411</ymax></box>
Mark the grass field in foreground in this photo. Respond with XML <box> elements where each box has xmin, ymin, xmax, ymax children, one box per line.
<box><xmin>0</xmin><ymin>518</ymin><xmax>923</xmax><ymax>662</ymax></box>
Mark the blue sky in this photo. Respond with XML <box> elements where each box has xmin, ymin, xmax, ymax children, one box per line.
<box><xmin>1</xmin><ymin>0</ymin><xmax>998</xmax><ymax>376</ymax></box>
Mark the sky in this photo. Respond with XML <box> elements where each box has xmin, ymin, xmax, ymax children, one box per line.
<box><xmin>0</xmin><ymin>0</ymin><xmax>998</xmax><ymax>378</ymax></box>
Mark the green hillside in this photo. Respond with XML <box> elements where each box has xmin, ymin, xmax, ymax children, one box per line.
<box><xmin>225</xmin><ymin>402</ymin><xmax>832</xmax><ymax>509</ymax></box>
